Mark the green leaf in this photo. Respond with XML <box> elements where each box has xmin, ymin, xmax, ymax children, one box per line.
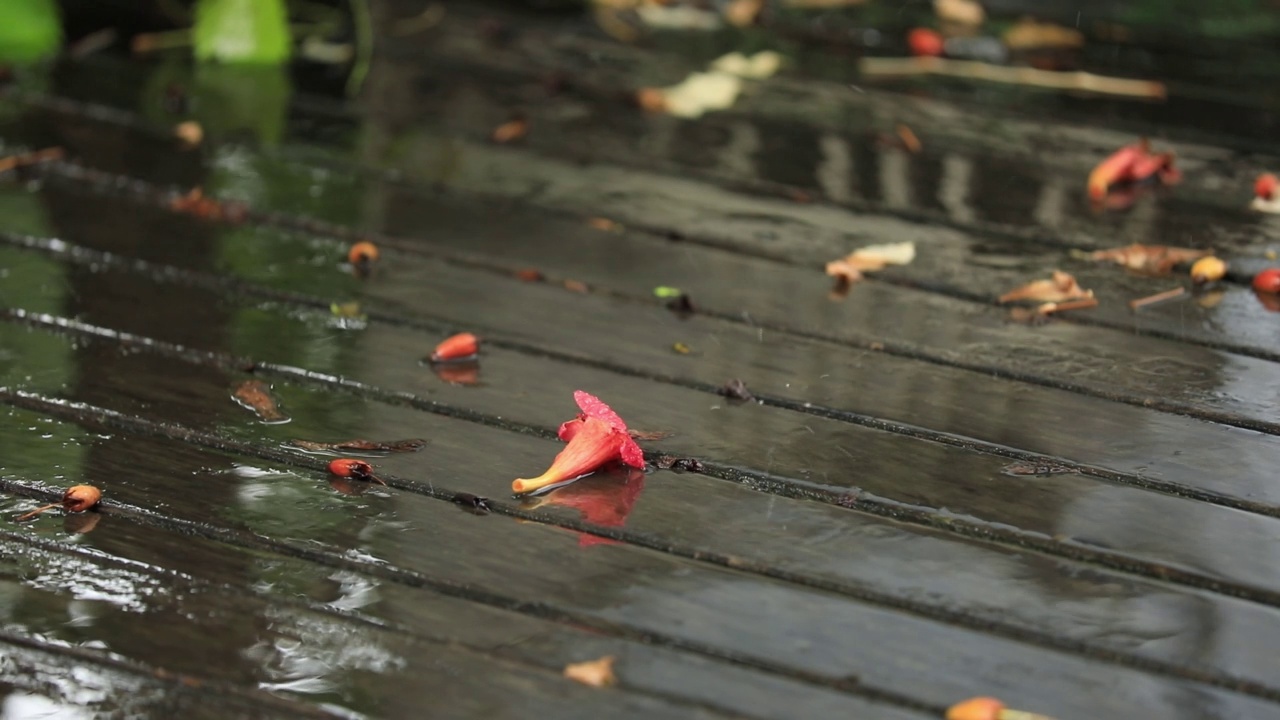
<box><xmin>194</xmin><ymin>0</ymin><xmax>291</xmax><ymax>65</ymax></box>
<box><xmin>0</xmin><ymin>0</ymin><xmax>61</xmax><ymax>64</ymax></box>
<box><xmin>653</xmin><ymin>286</ymin><xmax>683</xmax><ymax>298</ymax></box>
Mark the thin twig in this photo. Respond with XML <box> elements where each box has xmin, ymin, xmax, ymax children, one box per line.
<box><xmin>1129</xmin><ymin>286</ymin><xmax>1186</xmax><ymax>310</ymax></box>
<box><xmin>860</xmin><ymin>57</ymin><xmax>1166</xmax><ymax>100</ymax></box>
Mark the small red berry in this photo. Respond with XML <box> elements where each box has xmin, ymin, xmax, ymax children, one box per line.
<box><xmin>907</xmin><ymin>28</ymin><xmax>944</xmax><ymax>57</ymax></box>
<box><xmin>1253</xmin><ymin>268</ymin><xmax>1280</xmax><ymax>294</ymax></box>
<box><xmin>1256</xmin><ymin>173</ymin><xmax>1278</xmax><ymax>201</ymax></box>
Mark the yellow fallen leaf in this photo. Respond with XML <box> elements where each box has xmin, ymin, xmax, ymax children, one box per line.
<box><xmin>935</xmin><ymin>0</ymin><xmax>984</xmax><ymax>26</ymax></box>
<box><xmin>564</xmin><ymin>656</ymin><xmax>617</xmax><ymax>687</ymax></box>
<box><xmin>1003</xmin><ymin>18</ymin><xmax>1085</xmax><ymax>50</ymax></box>
<box><xmin>654</xmin><ymin>72</ymin><xmax>743</xmax><ymax>119</ymax></box>
<box><xmin>710</xmin><ymin>51</ymin><xmax>783</xmax><ymax>80</ymax></box>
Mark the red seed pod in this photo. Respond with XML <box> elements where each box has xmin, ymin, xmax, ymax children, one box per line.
<box><xmin>430</xmin><ymin>332</ymin><xmax>480</xmax><ymax>363</ymax></box>
<box><xmin>907</xmin><ymin>28</ymin><xmax>944</xmax><ymax>57</ymax></box>
<box><xmin>15</xmin><ymin>484</ymin><xmax>102</xmax><ymax>522</ymax></box>
<box><xmin>62</xmin><ymin>485</ymin><xmax>102</xmax><ymax>512</ymax></box>
<box><xmin>1256</xmin><ymin>173</ymin><xmax>1278</xmax><ymax>201</ymax></box>
<box><xmin>327</xmin><ymin>458</ymin><xmax>384</xmax><ymax>485</ymax></box>
<box><xmin>1253</xmin><ymin>268</ymin><xmax>1280</xmax><ymax>294</ymax></box>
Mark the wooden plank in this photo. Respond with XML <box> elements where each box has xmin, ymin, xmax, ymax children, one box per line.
<box><xmin>16</xmin><ymin>55</ymin><xmax>1280</xmax><ymax>362</ymax></box>
<box><xmin>15</xmin><ymin>207</ymin><xmax>1280</xmax><ymax>604</ymax></box>
<box><xmin>0</xmin><ymin>407</ymin><xmax>922</xmax><ymax>720</ymax></box>
<box><xmin>6</xmin><ymin>384</ymin><xmax>1280</xmax><ymax>720</ymax></box>
<box><xmin>11</xmin><ymin>294</ymin><xmax>1280</xmax><ymax>707</ymax></box>
<box><xmin>19</xmin><ymin>167</ymin><xmax>1280</xmax><ymax>515</ymax></box>
<box><xmin>0</xmin><ymin>532</ymin><xmax>751</xmax><ymax>720</ymax></box>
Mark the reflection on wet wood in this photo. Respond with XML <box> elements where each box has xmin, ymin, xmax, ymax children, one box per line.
<box><xmin>5</xmin><ymin>10</ymin><xmax>1280</xmax><ymax>718</ymax></box>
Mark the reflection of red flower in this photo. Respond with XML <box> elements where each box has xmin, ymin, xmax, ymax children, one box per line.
<box><xmin>513</xmin><ymin>391</ymin><xmax>645</xmax><ymax>495</ymax></box>
<box><xmin>535</xmin><ymin>468</ymin><xmax>646</xmax><ymax>547</ymax></box>
<box><xmin>432</xmin><ymin>360</ymin><xmax>480</xmax><ymax>386</ymax></box>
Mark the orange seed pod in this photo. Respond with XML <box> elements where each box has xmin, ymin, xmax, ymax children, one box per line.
<box><xmin>430</xmin><ymin>332</ymin><xmax>480</xmax><ymax>363</ymax></box>
<box><xmin>347</xmin><ymin>241</ymin><xmax>379</xmax><ymax>267</ymax></box>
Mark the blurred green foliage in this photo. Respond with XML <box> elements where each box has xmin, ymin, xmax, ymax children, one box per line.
<box><xmin>194</xmin><ymin>0</ymin><xmax>291</xmax><ymax>64</ymax></box>
<box><xmin>0</xmin><ymin>0</ymin><xmax>62</xmax><ymax>63</ymax></box>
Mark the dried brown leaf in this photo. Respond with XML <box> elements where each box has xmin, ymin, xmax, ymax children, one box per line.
<box><xmin>232</xmin><ymin>380</ymin><xmax>289</xmax><ymax>423</ymax></box>
<box><xmin>1087</xmin><ymin>244</ymin><xmax>1208</xmax><ymax>276</ymax></box>
<box><xmin>564</xmin><ymin>656</ymin><xmax>617</xmax><ymax>687</ymax></box>
<box><xmin>998</xmin><ymin>270</ymin><xmax>1092</xmax><ymax>304</ymax></box>
<box><xmin>825</xmin><ymin>242</ymin><xmax>916</xmax><ymax>283</ymax></box>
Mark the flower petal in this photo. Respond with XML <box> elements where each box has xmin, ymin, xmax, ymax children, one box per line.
<box><xmin>573</xmin><ymin>390</ymin><xmax>629</xmax><ymax>434</ymax></box>
<box><xmin>558</xmin><ymin>415</ymin><xmax>587</xmax><ymax>442</ymax></box>
<box><xmin>513</xmin><ymin>418</ymin><xmax>625</xmax><ymax>494</ymax></box>
<box><xmin>618</xmin><ymin>436</ymin><xmax>645</xmax><ymax>469</ymax></box>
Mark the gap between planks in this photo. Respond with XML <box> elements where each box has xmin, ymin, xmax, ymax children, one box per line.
<box><xmin>0</xmin><ymin>459</ymin><xmax>939</xmax><ymax>716</ymax></box>
<box><xmin>6</xmin><ymin>335</ymin><xmax>1280</xmax><ymax>703</ymax></box>
<box><xmin>5</xmin><ymin>227</ymin><xmax>1280</xmax><ymax>526</ymax></box>
<box><xmin>0</xmin><ymin>530</ymin><xmax>760</xmax><ymax>720</ymax></box>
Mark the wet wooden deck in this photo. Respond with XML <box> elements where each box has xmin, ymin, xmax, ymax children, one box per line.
<box><xmin>4</xmin><ymin>3</ymin><xmax>1280</xmax><ymax>718</ymax></box>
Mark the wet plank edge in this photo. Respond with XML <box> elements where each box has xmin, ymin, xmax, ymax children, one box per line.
<box><xmin>0</xmin><ymin>628</ymin><xmax>344</xmax><ymax>719</ymax></box>
<box><xmin>16</xmin><ymin>133</ymin><xmax>1280</xmax><ymax>440</ymax></box>
<box><xmin>7</xmin><ymin>322</ymin><xmax>1280</xmax><ymax>702</ymax></box>
<box><xmin>10</xmin><ymin>258</ymin><xmax>1280</xmax><ymax>599</ymax></box>
<box><xmin>9</xmin><ymin>87</ymin><xmax>1280</xmax><ymax>391</ymax></box>
<box><xmin>7</xmin><ymin>215</ymin><xmax>1280</xmax><ymax>527</ymax></box>
<box><xmin>0</xmin><ymin>530</ymin><xmax>761</xmax><ymax>720</ymax></box>
<box><xmin>0</xmin><ymin>442</ymin><xmax>947</xmax><ymax>716</ymax></box>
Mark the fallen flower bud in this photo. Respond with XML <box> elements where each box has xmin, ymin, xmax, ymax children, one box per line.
<box><xmin>998</xmin><ymin>270</ymin><xmax>1093</xmax><ymax>304</ymax></box>
<box><xmin>1087</xmin><ymin>139</ymin><xmax>1178</xmax><ymax>201</ymax></box>
<box><xmin>946</xmin><ymin>696</ymin><xmax>1056</xmax><ymax>720</ymax></box>
<box><xmin>1254</xmin><ymin>268</ymin><xmax>1280</xmax><ymax>294</ymax></box>
<box><xmin>430</xmin><ymin>332</ymin><xmax>480</xmax><ymax>363</ymax></box>
<box><xmin>908</xmin><ymin>28</ymin><xmax>944</xmax><ymax>57</ymax></box>
<box><xmin>563</xmin><ymin>656</ymin><xmax>617</xmax><ymax>687</ymax></box>
<box><xmin>1190</xmin><ymin>256</ymin><xmax>1226</xmax><ymax>285</ymax></box>
<box><xmin>347</xmin><ymin>241</ymin><xmax>379</xmax><ymax>275</ymax></box>
<box><xmin>16</xmin><ymin>485</ymin><xmax>103</xmax><ymax>522</ymax></box>
<box><xmin>514</xmin><ymin>391</ymin><xmax>645</xmax><ymax>495</ymax></box>
<box><xmin>1257</xmin><ymin>173</ymin><xmax>1278</xmax><ymax>201</ymax></box>
<box><xmin>327</xmin><ymin>458</ymin><xmax>385</xmax><ymax>485</ymax></box>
